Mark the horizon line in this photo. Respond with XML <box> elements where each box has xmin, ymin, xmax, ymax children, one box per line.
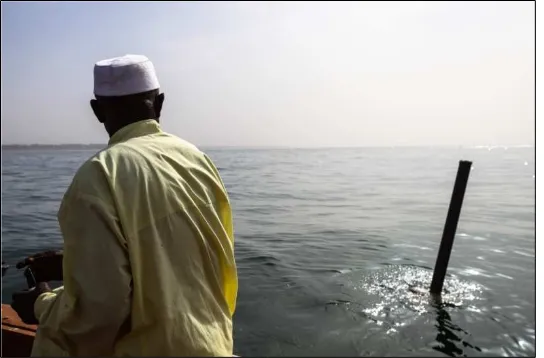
<box><xmin>1</xmin><ymin>143</ymin><xmax>535</xmax><ymax>149</ymax></box>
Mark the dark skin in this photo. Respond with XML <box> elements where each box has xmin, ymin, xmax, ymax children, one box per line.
<box><xmin>11</xmin><ymin>89</ymin><xmax>165</xmax><ymax>324</ymax></box>
<box><xmin>11</xmin><ymin>283</ymin><xmax>52</xmax><ymax>324</ymax></box>
<box><xmin>90</xmin><ymin>89</ymin><xmax>165</xmax><ymax>136</ymax></box>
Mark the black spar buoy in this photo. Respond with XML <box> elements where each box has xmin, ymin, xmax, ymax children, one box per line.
<box><xmin>430</xmin><ymin>160</ymin><xmax>472</xmax><ymax>295</ymax></box>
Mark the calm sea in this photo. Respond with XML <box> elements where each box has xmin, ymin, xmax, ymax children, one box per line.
<box><xmin>1</xmin><ymin>146</ymin><xmax>535</xmax><ymax>357</ymax></box>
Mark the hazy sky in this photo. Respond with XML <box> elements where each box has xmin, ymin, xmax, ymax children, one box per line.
<box><xmin>1</xmin><ymin>1</ymin><xmax>535</xmax><ymax>147</ymax></box>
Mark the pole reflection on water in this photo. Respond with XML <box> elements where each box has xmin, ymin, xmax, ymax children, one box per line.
<box><xmin>430</xmin><ymin>297</ymin><xmax>482</xmax><ymax>357</ymax></box>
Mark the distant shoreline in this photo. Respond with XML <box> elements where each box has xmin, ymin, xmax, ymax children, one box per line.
<box><xmin>1</xmin><ymin>144</ymin><xmax>534</xmax><ymax>151</ymax></box>
<box><xmin>1</xmin><ymin>144</ymin><xmax>106</xmax><ymax>150</ymax></box>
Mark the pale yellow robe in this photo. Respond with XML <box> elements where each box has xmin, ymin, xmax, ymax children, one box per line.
<box><xmin>32</xmin><ymin>120</ymin><xmax>238</xmax><ymax>356</ymax></box>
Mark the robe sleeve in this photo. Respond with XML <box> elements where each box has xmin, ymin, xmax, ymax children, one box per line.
<box><xmin>33</xmin><ymin>192</ymin><xmax>132</xmax><ymax>356</ymax></box>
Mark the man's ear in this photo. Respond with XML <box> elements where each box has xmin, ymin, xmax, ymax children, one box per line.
<box><xmin>90</xmin><ymin>99</ymin><xmax>104</xmax><ymax>123</ymax></box>
<box><xmin>154</xmin><ymin>93</ymin><xmax>165</xmax><ymax>118</ymax></box>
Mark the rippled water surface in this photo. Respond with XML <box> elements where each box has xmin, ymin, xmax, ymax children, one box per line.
<box><xmin>1</xmin><ymin>146</ymin><xmax>535</xmax><ymax>356</ymax></box>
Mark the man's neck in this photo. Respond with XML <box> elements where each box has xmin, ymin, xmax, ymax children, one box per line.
<box><xmin>107</xmin><ymin>117</ymin><xmax>156</xmax><ymax>138</ymax></box>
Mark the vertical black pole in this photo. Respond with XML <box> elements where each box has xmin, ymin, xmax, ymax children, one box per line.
<box><xmin>430</xmin><ymin>160</ymin><xmax>472</xmax><ymax>295</ymax></box>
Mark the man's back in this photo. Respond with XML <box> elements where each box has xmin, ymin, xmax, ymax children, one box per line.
<box><xmin>32</xmin><ymin>120</ymin><xmax>237</xmax><ymax>356</ymax></box>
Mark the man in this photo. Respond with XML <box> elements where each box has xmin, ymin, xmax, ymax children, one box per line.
<box><xmin>11</xmin><ymin>54</ymin><xmax>238</xmax><ymax>356</ymax></box>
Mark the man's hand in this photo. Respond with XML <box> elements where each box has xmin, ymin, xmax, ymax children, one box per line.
<box><xmin>11</xmin><ymin>282</ymin><xmax>52</xmax><ymax>325</ymax></box>
<box><xmin>16</xmin><ymin>250</ymin><xmax>63</xmax><ymax>282</ymax></box>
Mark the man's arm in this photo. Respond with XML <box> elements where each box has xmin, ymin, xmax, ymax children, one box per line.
<box><xmin>203</xmin><ymin>154</ymin><xmax>238</xmax><ymax>316</ymax></box>
<box><xmin>34</xmin><ymin>193</ymin><xmax>132</xmax><ymax>356</ymax></box>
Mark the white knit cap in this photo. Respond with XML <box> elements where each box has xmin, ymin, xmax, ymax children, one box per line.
<box><xmin>93</xmin><ymin>54</ymin><xmax>160</xmax><ymax>97</ymax></box>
